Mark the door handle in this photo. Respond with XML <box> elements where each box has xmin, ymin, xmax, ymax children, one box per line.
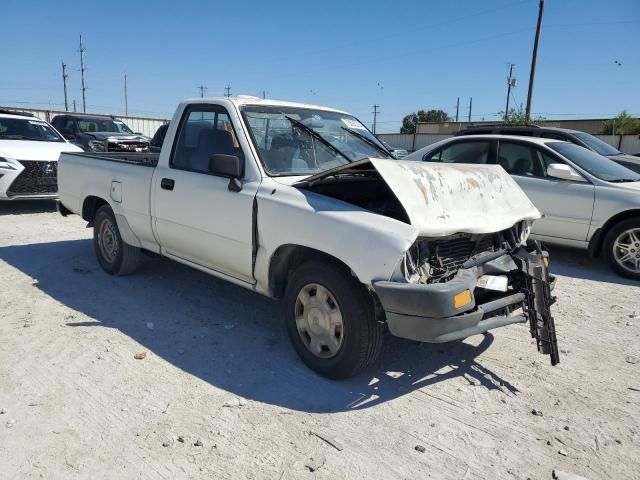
<box><xmin>161</xmin><ymin>178</ymin><xmax>175</xmax><ymax>191</ymax></box>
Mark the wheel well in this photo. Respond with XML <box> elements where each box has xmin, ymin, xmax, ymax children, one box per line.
<box><xmin>268</xmin><ymin>245</ymin><xmax>357</xmax><ymax>299</ymax></box>
<box><xmin>589</xmin><ymin>209</ymin><xmax>640</xmax><ymax>256</ymax></box>
<box><xmin>82</xmin><ymin>196</ymin><xmax>109</xmax><ymax>225</ymax></box>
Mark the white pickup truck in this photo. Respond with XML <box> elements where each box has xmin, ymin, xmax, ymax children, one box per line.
<box><xmin>57</xmin><ymin>96</ymin><xmax>559</xmax><ymax>378</ymax></box>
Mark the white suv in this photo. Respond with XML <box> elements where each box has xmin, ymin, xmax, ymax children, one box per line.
<box><xmin>407</xmin><ymin>135</ymin><xmax>640</xmax><ymax>279</ymax></box>
<box><xmin>0</xmin><ymin>110</ymin><xmax>82</xmax><ymax>200</ymax></box>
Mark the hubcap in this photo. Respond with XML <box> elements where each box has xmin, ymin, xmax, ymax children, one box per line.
<box><xmin>294</xmin><ymin>283</ymin><xmax>344</xmax><ymax>358</ymax></box>
<box><xmin>613</xmin><ymin>228</ymin><xmax>640</xmax><ymax>274</ymax></box>
<box><xmin>98</xmin><ymin>218</ymin><xmax>119</xmax><ymax>264</ymax></box>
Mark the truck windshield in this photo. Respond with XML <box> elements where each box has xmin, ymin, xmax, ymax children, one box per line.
<box><xmin>241</xmin><ymin>106</ymin><xmax>393</xmax><ymax>175</ymax></box>
<box><xmin>548</xmin><ymin>142</ymin><xmax>640</xmax><ymax>182</ymax></box>
<box><xmin>0</xmin><ymin>117</ymin><xmax>64</xmax><ymax>142</ymax></box>
<box><xmin>76</xmin><ymin>118</ymin><xmax>134</xmax><ymax>134</ymax></box>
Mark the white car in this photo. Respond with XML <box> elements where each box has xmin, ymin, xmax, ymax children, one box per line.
<box><xmin>57</xmin><ymin>97</ymin><xmax>559</xmax><ymax>378</ymax></box>
<box><xmin>0</xmin><ymin>110</ymin><xmax>82</xmax><ymax>200</ymax></box>
<box><xmin>406</xmin><ymin>135</ymin><xmax>640</xmax><ymax>279</ymax></box>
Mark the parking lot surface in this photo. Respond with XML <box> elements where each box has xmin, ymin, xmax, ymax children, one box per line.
<box><xmin>1</xmin><ymin>202</ymin><xmax>639</xmax><ymax>479</ymax></box>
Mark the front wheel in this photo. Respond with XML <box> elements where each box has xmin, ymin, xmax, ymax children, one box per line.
<box><xmin>93</xmin><ymin>205</ymin><xmax>140</xmax><ymax>276</ymax></box>
<box><xmin>284</xmin><ymin>260</ymin><xmax>383</xmax><ymax>379</ymax></box>
<box><xmin>603</xmin><ymin>218</ymin><xmax>640</xmax><ymax>280</ymax></box>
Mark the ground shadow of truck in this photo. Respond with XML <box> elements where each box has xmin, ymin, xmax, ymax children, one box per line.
<box><xmin>0</xmin><ymin>238</ymin><xmax>521</xmax><ymax>413</ymax></box>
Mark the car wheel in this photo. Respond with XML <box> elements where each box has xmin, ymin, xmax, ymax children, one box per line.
<box><xmin>284</xmin><ymin>260</ymin><xmax>383</xmax><ymax>379</ymax></box>
<box><xmin>93</xmin><ymin>205</ymin><xmax>140</xmax><ymax>276</ymax></box>
<box><xmin>603</xmin><ymin>218</ymin><xmax>640</xmax><ymax>280</ymax></box>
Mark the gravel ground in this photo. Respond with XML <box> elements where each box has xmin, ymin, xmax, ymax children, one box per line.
<box><xmin>0</xmin><ymin>201</ymin><xmax>639</xmax><ymax>480</ymax></box>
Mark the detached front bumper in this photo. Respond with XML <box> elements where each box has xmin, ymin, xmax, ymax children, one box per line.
<box><xmin>374</xmin><ymin>246</ymin><xmax>559</xmax><ymax>364</ymax></box>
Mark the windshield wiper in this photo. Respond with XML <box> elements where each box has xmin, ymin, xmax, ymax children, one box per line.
<box><xmin>0</xmin><ymin>134</ymin><xmax>29</xmax><ymax>140</ymax></box>
<box><xmin>608</xmin><ymin>178</ymin><xmax>639</xmax><ymax>183</ymax></box>
<box><xmin>283</xmin><ymin>115</ymin><xmax>352</xmax><ymax>163</ymax></box>
<box><xmin>340</xmin><ymin>126</ymin><xmax>393</xmax><ymax>159</ymax></box>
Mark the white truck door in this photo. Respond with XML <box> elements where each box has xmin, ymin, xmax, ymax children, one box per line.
<box><xmin>152</xmin><ymin>104</ymin><xmax>258</xmax><ymax>283</ymax></box>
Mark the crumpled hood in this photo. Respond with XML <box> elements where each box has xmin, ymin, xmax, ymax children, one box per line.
<box><xmin>299</xmin><ymin>158</ymin><xmax>541</xmax><ymax>236</ymax></box>
<box><xmin>87</xmin><ymin>132</ymin><xmax>150</xmax><ymax>142</ymax></box>
<box><xmin>0</xmin><ymin>140</ymin><xmax>82</xmax><ymax>161</ymax></box>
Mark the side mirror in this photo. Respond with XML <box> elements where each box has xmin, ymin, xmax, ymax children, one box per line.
<box><xmin>59</xmin><ymin>128</ymin><xmax>75</xmax><ymax>141</ymax></box>
<box><xmin>547</xmin><ymin>163</ymin><xmax>586</xmax><ymax>182</ymax></box>
<box><xmin>208</xmin><ymin>154</ymin><xmax>244</xmax><ymax>192</ymax></box>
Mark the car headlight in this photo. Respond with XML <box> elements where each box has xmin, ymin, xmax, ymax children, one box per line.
<box><xmin>0</xmin><ymin>156</ymin><xmax>16</xmax><ymax>170</ymax></box>
<box><xmin>88</xmin><ymin>139</ymin><xmax>106</xmax><ymax>152</ymax></box>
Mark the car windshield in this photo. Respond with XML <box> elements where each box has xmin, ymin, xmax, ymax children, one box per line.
<box><xmin>0</xmin><ymin>117</ymin><xmax>64</xmax><ymax>142</ymax></box>
<box><xmin>241</xmin><ymin>105</ymin><xmax>393</xmax><ymax>175</ymax></box>
<box><xmin>548</xmin><ymin>142</ymin><xmax>640</xmax><ymax>182</ymax></box>
<box><xmin>76</xmin><ymin>118</ymin><xmax>133</xmax><ymax>134</ymax></box>
<box><xmin>573</xmin><ymin>132</ymin><xmax>621</xmax><ymax>156</ymax></box>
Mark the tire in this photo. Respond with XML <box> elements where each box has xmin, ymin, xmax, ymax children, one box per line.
<box><xmin>602</xmin><ymin>217</ymin><xmax>640</xmax><ymax>280</ymax></box>
<box><xmin>283</xmin><ymin>260</ymin><xmax>383</xmax><ymax>379</ymax></box>
<box><xmin>93</xmin><ymin>205</ymin><xmax>140</xmax><ymax>276</ymax></box>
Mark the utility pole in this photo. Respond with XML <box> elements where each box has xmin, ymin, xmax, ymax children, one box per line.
<box><xmin>372</xmin><ymin>104</ymin><xmax>380</xmax><ymax>134</ymax></box>
<box><xmin>261</xmin><ymin>90</ymin><xmax>267</xmax><ymax>99</ymax></box>
<box><xmin>525</xmin><ymin>0</ymin><xmax>544</xmax><ymax>123</ymax></box>
<box><xmin>504</xmin><ymin>63</ymin><xmax>515</xmax><ymax>121</ymax></box>
<box><xmin>79</xmin><ymin>34</ymin><xmax>87</xmax><ymax>112</ymax></box>
<box><xmin>197</xmin><ymin>85</ymin><xmax>207</xmax><ymax>97</ymax></box>
<box><xmin>468</xmin><ymin>97</ymin><xmax>472</xmax><ymax>122</ymax></box>
<box><xmin>124</xmin><ymin>72</ymin><xmax>128</xmax><ymax>116</ymax></box>
<box><xmin>61</xmin><ymin>61</ymin><xmax>69</xmax><ymax>111</ymax></box>
<box><xmin>225</xmin><ymin>84</ymin><xmax>232</xmax><ymax>97</ymax></box>
<box><xmin>455</xmin><ymin>97</ymin><xmax>460</xmax><ymax>122</ymax></box>
<box><xmin>73</xmin><ymin>99</ymin><xmax>77</xmax><ymax>112</ymax></box>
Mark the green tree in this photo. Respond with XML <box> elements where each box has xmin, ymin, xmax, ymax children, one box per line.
<box><xmin>601</xmin><ymin>111</ymin><xmax>640</xmax><ymax>135</ymax></box>
<box><xmin>400</xmin><ymin>109</ymin><xmax>451</xmax><ymax>134</ymax></box>
<box><xmin>497</xmin><ymin>106</ymin><xmax>545</xmax><ymax>125</ymax></box>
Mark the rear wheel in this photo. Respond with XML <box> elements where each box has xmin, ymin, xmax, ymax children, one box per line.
<box><xmin>603</xmin><ymin>218</ymin><xmax>640</xmax><ymax>280</ymax></box>
<box><xmin>93</xmin><ymin>205</ymin><xmax>140</xmax><ymax>276</ymax></box>
<box><xmin>284</xmin><ymin>260</ymin><xmax>383</xmax><ymax>379</ymax></box>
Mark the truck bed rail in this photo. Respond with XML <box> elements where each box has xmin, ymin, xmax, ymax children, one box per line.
<box><xmin>63</xmin><ymin>152</ymin><xmax>159</xmax><ymax>167</ymax></box>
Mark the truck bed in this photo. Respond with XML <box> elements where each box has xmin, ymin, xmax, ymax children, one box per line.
<box><xmin>63</xmin><ymin>152</ymin><xmax>159</xmax><ymax>167</ymax></box>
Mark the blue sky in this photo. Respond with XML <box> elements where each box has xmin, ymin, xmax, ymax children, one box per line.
<box><xmin>2</xmin><ymin>0</ymin><xmax>639</xmax><ymax>132</ymax></box>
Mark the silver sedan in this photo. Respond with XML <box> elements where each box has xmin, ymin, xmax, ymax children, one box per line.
<box><xmin>406</xmin><ymin>135</ymin><xmax>640</xmax><ymax>279</ymax></box>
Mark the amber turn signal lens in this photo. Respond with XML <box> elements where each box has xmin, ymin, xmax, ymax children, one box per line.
<box><xmin>454</xmin><ymin>290</ymin><xmax>473</xmax><ymax>309</ymax></box>
<box><xmin>543</xmin><ymin>256</ymin><xmax>550</xmax><ymax>267</ymax></box>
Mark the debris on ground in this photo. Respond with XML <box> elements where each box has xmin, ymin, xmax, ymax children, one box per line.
<box><xmin>558</xmin><ymin>449</ymin><xmax>568</xmax><ymax>456</ymax></box>
<box><xmin>194</xmin><ymin>439</ymin><xmax>203</xmax><ymax>447</ymax></box>
<box><xmin>552</xmin><ymin>469</ymin><xmax>589</xmax><ymax>480</ymax></box>
<box><xmin>532</xmin><ymin>409</ymin><xmax>544</xmax><ymax>416</ymax></box>
<box><xmin>304</xmin><ymin>455</ymin><xmax>326</xmax><ymax>472</ymax></box>
<box><xmin>134</xmin><ymin>352</ymin><xmax>147</xmax><ymax>360</ymax></box>
<box><xmin>414</xmin><ymin>445</ymin><xmax>426</xmax><ymax>453</ymax></box>
<box><xmin>310</xmin><ymin>431</ymin><xmax>343</xmax><ymax>451</ymax></box>
<box><xmin>6</xmin><ymin>419</ymin><xmax>16</xmax><ymax>428</ymax></box>
<box><xmin>223</xmin><ymin>397</ymin><xmax>247</xmax><ymax>407</ymax></box>
<box><xmin>177</xmin><ymin>436</ymin><xmax>185</xmax><ymax>443</ymax></box>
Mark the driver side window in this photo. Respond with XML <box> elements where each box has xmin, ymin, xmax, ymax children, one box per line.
<box><xmin>497</xmin><ymin>141</ymin><xmax>560</xmax><ymax>178</ymax></box>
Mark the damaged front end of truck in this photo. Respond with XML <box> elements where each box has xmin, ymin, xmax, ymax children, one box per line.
<box><xmin>297</xmin><ymin>159</ymin><xmax>560</xmax><ymax>365</ymax></box>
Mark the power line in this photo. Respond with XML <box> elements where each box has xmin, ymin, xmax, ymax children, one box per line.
<box><xmin>61</xmin><ymin>61</ymin><xmax>69</xmax><ymax>112</ymax></box>
<box><xmin>124</xmin><ymin>71</ymin><xmax>128</xmax><ymax>116</ymax></box>
<box><xmin>78</xmin><ymin>34</ymin><xmax>87</xmax><ymax>113</ymax></box>
<box><xmin>504</xmin><ymin>63</ymin><xmax>515</xmax><ymax>120</ymax></box>
<box><xmin>372</xmin><ymin>104</ymin><xmax>380</xmax><ymax>134</ymax></box>
<box><xmin>525</xmin><ymin>0</ymin><xmax>544</xmax><ymax>122</ymax></box>
<box><xmin>197</xmin><ymin>85</ymin><xmax>208</xmax><ymax>97</ymax></box>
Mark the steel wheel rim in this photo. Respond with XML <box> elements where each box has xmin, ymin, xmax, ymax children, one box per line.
<box><xmin>613</xmin><ymin>228</ymin><xmax>640</xmax><ymax>274</ymax></box>
<box><xmin>98</xmin><ymin>218</ymin><xmax>119</xmax><ymax>264</ymax></box>
<box><xmin>294</xmin><ymin>283</ymin><xmax>344</xmax><ymax>358</ymax></box>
